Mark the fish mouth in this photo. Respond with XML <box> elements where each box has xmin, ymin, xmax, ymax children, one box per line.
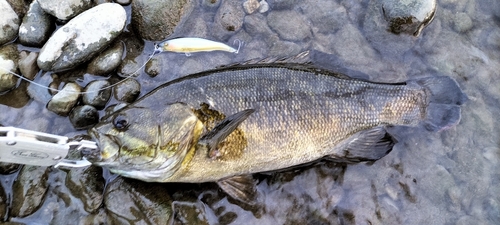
<box><xmin>86</xmin><ymin>128</ymin><xmax>119</xmax><ymax>164</ymax></box>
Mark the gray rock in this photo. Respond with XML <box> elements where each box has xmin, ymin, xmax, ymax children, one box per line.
<box><xmin>11</xmin><ymin>166</ymin><xmax>49</xmax><ymax>217</ymax></box>
<box><xmin>104</xmin><ymin>177</ymin><xmax>172</xmax><ymax>224</ymax></box>
<box><xmin>0</xmin><ymin>44</ymin><xmax>19</xmax><ymax>92</ymax></box>
<box><xmin>113</xmin><ymin>78</ymin><xmax>140</xmax><ymax>103</ymax></box>
<box><xmin>87</xmin><ymin>41</ymin><xmax>124</xmax><ymax>75</ymax></box>
<box><xmin>213</xmin><ymin>0</ymin><xmax>245</xmax><ymax>39</ymax></box>
<box><xmin>244</xmin><ymin>13</ymin><xmax>274</xmax><ymax>36</ymax></box>
<box><xmin>6</xmin><ymin>0</ymin><xmax>28</xmax><ymax>18</ymax></box>
<box><xmin>0</xmin><ymin>0</ymin><xmax>20</xmax><ymax>45</ymax></box>
<box><xmin>18</xmin><ymin>0</ymin><xmax>55</xmax><ymax>47</ymax></box>
<box><xmin>115</xmin><ymin>0</ymin><xmax>131</xmax><ymax>6</ymax></box>
<box><xmin>37</xmin><ymin>3</ymin><xmax>127</xmax><ymax>72</ymax></box>
<box><xmin>69</xmin><ymin>105</ymin><xmax>99</xmax><ymax>129</ymax></box>
<box><xmin>267</xmin><ymin>0</ymin><xmax>300</xmax><ymax>9</ymax></box>
<box><xmin>37</xmin><ymin>0</ymin><xmax>93</xmax><ymax>21</ymax></box>
<box><xmin>259</xmin><ymin>0</ymin><xmax>269</xmax><ymax>13</ymax></box>
<box><xmin>82</xmin><ymin>80</ymin><xmax>111</xmax><ymax>109</ymax></box>
<box><xmin>452</xmin><ymin>12</ymin><xmax>473</xmax><ymax>33</ymax></box>
<box><xmin>131</xmin><ymin>0</ymin><xmax>195</xmax><ymax>41</ymax></box>
<box><xmin>18</xmin><ymin>51</ymin><xmax>39</xmax><ymax>80</ymax></box>
<box><xmin>47</xmin><ymin>83</ymin><xmax>81</xmax><ymax>116</ymax></box>
<box><xmin>267</xmin><ymin>10</ymin><xmax>312</xmax><ymax>41</ymax></box>
<box><xmin>269</xmin><ymin>40</ymin><xmax>302</xmax><ymax>57</ymax></box>
<box><xmin>66</xmin><ymin>166</ymin><xmax>104</xmax><ymax>213</ymax></box>
<box><xmin>27</xmin><ymin>72</ymin><xmax>53</xmax><ymax>103</ymax></box>
<box><xmin>381</xmin><ymin>0</ymin><xmax>437</xmax><ymax>36</ymax></box>
<box><xmin>201</xmin><ymin>0</ymin><xmax>221</xmax><ymax>9</ymax></box>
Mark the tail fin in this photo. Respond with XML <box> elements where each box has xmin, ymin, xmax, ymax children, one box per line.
<box><xmin>411</xmin><ymin>76</ymin><xmax>468</xmax><ymax>131</ymax></box>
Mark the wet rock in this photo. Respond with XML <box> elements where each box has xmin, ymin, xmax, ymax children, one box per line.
<box><xmin>27</xmin><ymin>72</ymin><xmax>53</xmax><ymax>103</ymax></box>
<box><xmin>18</xmin><ymin>0</ymin><xmax>55</xmax><ymax>47</ymax></box>
<box><xmin>66</xmin><ymin>166</ymin><xmax>105</xmax><ymax>213</ymax></box>
<box><xmin>172</xmin><ymin>201</ymin><xmax>212</xmax><ymax>225</ymax></box>
<box><xmin>37</xmin><ymin>3</ymin><xmax>127</xmax><ymax>71</ymax></box>
<box><xmin>269</xmin><ymin>40</ymin><xmax>302</xmax><ymax>56</ymax></box>
<box><xmin>0</xmin><ymin>162</ymin><xmax>20</xmax><ymax>174</ymax></box>
<box><xmin>267</xmin><ymin>0</ymin><xmax>300</xmax><ymax>10</ymax></box>
<box><xmin>201</xmin><ymin>0</ymin><xmax>221</xmax><ymax>9</ymax></box>
<box><xmin>381</xmin><ymin>0</ymin><xmax>437</xmax><ymax>36</ymax></box>
<box><xmin>115</xmin><ymin>0</ymin><xmax>131</xmax><ymax>6</ymax></box>
<box><xmin>259</xmin><ymin>0</ymin><xmax>269</xmax><ymax>13</ymax></box>
<box><xmin>215</xmin><ymin>0</ymin><xmax>245</xmax><ymax>34</ymax></box>
<box><xmin>87</xmin><ymin>41</ymin><xmax>124</xmax><ymax>75</ymax></box>
<box><xmin>11</xmin><ymin>166</ymin><xmax>49</xmax><ymax>217</ymax></box>
<box><xmin>105</xmin><ymin>178</ymin><xmax>172</xmax><ymax>224</ymax></box>
<box><xmin>301</xmin><ymin>0</ymin><xmax>346</xmax><ymax>32</ymax></box>
<box><xmin>18</xmin><ymin>51</ymin><xmax>39</xmax><ymax>80</ymax></box>
<box><xmin>244</xmin><ymin>0</ymin><xmax>260</xmax><ymax>14</ymax></box>
<box><xmin>131</xmin><ymin>0</ymin><xmax>195</xmax><ymax>41</ymax></box>
<box><xmin>0</xmin><ymin>183</ymin><xmax>5</xmax><ymax>220</ymax></box>
<box><xmin>113</xmin><ymin>78</ymin><xmax>140</xmax><ymax>103</ymax></box>
<box><xmin>69</xmin><ymin>105</ymin><xmax>99</xmax><ymax>129</ymax></box>
<box><xmin>244</xmin><ymin>13</ymin><xmax>274</xmax><ymax>36</ymax></box>
<box><xmin>37</xmin><ymin>0</ymin><xmax>93</xmax><ymax>21</ymax></box>
<box><xmin>0</xmin><ymin>44</ymin><xmax>19</xmax><ymax>92</ymax></box>
<box><xmin>0</xmin><ymin>0</ymin><xmax>20</xmax><ymax>46</ymax></box>
<box><xmin>267</xmin><ymin>10</ymin><xmax>312</xmax><ymax>41</ymax></box>
<box><xmin>145</xmin><ymin>57</ymin><xmax>160</xmax><ymax>77</ymax></box>
<box><xmin>452</xmin><ymin>12</ymin><xmax>473</xmax><ymax>33</ymax></box>
<box><xmin>47</xmin><ymin>83</ymin><xmax>81</xmax><ymax>116</ymax></box>
<box><xmin>82</xmin><ymin>80</ymin><xmax>111</xmax><ymax>109</ymax></box>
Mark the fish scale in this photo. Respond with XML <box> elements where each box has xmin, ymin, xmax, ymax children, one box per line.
<box><xmin>88</xmin><ymin>63</ymin><xmax>465</xmax><ymax>185</ymax></box>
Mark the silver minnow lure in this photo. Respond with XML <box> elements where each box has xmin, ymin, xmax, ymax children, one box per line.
<box><xmin>154</xmin><ymin>37</ymin><xmax>242</xmax><ymax>56</ymax></box>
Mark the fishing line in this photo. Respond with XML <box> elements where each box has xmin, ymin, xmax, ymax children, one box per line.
<box><xmin>0</xmin><ymin>48</ymin><xmax>157</xmax><ymax>95</ymax></box>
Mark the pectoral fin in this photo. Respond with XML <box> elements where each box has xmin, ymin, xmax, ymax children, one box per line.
<box><xmin>216</xmin><ymin>174</ymin><xmax>257</xmax><ymax>203</ymax></box>
<box><xmin>199</xmin><ymin>109</ymin><xmax>255</xmax><ymax>158</ymax></box>
<box><xmin>329</xmin><ymin>126</ymin><xmax>396</xmax><ymax>163</ymax></box>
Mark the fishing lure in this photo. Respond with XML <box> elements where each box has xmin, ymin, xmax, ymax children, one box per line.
<box><xmin>154</xmin><ymin>37</ymin><xmax>242</xmax><ymax>56</ymax></box>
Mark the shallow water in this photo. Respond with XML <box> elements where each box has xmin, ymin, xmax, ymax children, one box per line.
<box><xmin>1</xmin><ymin>0</ymin><xmax>499</xmax><ymax>224</ymax></box>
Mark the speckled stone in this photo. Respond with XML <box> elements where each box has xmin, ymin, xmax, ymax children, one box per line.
<box><xmin>113</xmin><ymin>78</ymin><xmax>140</xmax><ymax>103</ymax></box>
<box><xmin>18</xmin><ymin>0</ymin><xmax>55</xmax><ymax>47</ymax></box>
<box><xmin>0</xmin><ymin>0</ymin><xmax>20</xmax><ymax>45</ymax></box>
<box><xmin>82</xmin><ymin>80</ymin><xmax>111</xmax><ymax>109</ymax></box>
<box><xmin>37</xmin><ymin>0</ymin><xmax>93</xmax><ymax>21</ymax></box>
<box><xmin>46</xmin><ymin>83</ymin><xmax>81</xmax><ymax>116</ymax></box>
<box><xmin>87</xmin><ymin>41</ymin><xmax>124</xmax><ymax>75</ymax></box>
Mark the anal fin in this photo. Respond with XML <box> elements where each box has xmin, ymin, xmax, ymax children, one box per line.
<box><xmin>329</xmin><ymin>126</ymin><xmax>396</xmax><ymax>163</ymax></box>
<box><xmin>216</xmin><ymin>174</ymin><xmax>257</xmax><ymax>204</ymax></box>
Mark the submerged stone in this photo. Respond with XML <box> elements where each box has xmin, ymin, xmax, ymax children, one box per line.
<box><xmin>11</xmin><ymin>166</ymin><xmax>49</xmax><ymax>218</ymax></box>
<box><xmin>37</xmin><ymin>3</ymin><xmax>127</xmax><ymax>71</ymax></box>
<box><xmin>113</xmin><ymin>78</ymin><xmax>140</xmax><ymax>103</ymax></box>
<box><xmin>131</xmin><ymin>0</ymin><xmax>194</xmax><ymax>41</ymax></box>
<box><xmin>87</xmin><ymin>41</ymin><xmax>124</xmax><ymax>75</ymax></box>
<box><xmin>18</xmin><ymin>51</ymin><xmax>39</xmax><ymax>80</ymax></box>
<box><xmin>381</xmin><ymin>0</ymin><xmax>437</xmax><ymax>36</ymax></box>
<box><xmin>82</xmin><ymin>80</ymin><xmax>111</xmax><ymax>109</ymax></box>
<box><xmin>69</xmin><ymin>105</ymin><xmax>99</xmax><ymax>129</ymax></box>
<box><xmin>0</xmin><ymin>44</ymin><xmax>19</xmax><ymax>93</ymax></box>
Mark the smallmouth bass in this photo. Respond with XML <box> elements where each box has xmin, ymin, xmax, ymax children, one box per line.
<box><xmin>85</xmin><ymin>61</ymin><xmax>466</xmax><ymax>202</ymax></box>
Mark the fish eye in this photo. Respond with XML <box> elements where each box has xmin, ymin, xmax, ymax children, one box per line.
<box><xmin>113</xmin><ymin>114</ymin><xmax>129</xmax><ymax>131</ymax></box>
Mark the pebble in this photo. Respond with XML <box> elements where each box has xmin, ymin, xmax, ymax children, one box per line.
<box><xmin>381</xmin><ymin>0</ymin><xmax>437</xmax><ymax>36</ymax></box>
<box><xmin>452</xmin><ymin>12</ymin><xmax>473</xmax><ymax>33</ymax></box>
<box><xmin>243</xmin><ymin>0</ymin><xmax>261</xmax><ymax>14</ymax></box>
<box><xmin>0</xmin><ymin>44</ymin><xmax>19</xmax><ymax>93</ymax></box>
<box><xmin>145</xmin><ymin>57</ymin><xmax>161</xmax><ymax>77</ymax></box>
<box><xmin>267</xmin><ymin>10</ymin><xmax>312</xmax><ymax>41</ymax></box>
<box><xmin>0</xmin><ymin>0</ymin><xmax>20</xmax><ymax>45</ymax></box>
<box><xmin>18</xmin><ymin>51</ymin><xmax>39</xmax><ymax>80</ymax></box>
<box><xmin>69</xmin><ymin>105</ymin><xmax>99</xmax><ymax>129</ymax></box>
<box><xmin>18</xmin><ymin>0</ymin><xmax>55</xmax><ymax>47</ymax></box>
<box><xmin>46</xmin><ymin>82</ymin><xmax>81</xmax><ymax>116</ymax></box>
<box><xmin>37</xmin><ymin>3</ymin><xmax>127</xmax><ymax>71</ymax></box>
<box><xmin>82</xmin><ymin>80</ymin><xmax>111</xmax><ymax>109</ymax></box>
<box><xmin>87</xmin><ymin>41</ymin><xmax>124</xmax><ymax>75</ymax></box>
<box><xmin>11</xmin><ymin>166</ymin><xmax>49</xmax><ymax>217</ymax></box>
<box><xmin>259</xmin><ymin>0</ymin><xmax>270</xmax><ymax>13</ymax></box>
<box><xmin>37</xmin><ymin>0</ymin><xmax>93</xmax><ymax>21</ymax></box>
<box><xmin>131</xmin><ymin>0</ymin><xmax>195</xmax><ymax>41</ymax></box>
<box><xmin>104</xmin><ymin>177</ymin><xmax>172</xmax><ymax>224</ymax></box>
<box><xmin>113</xmin><ymin>78</ymin><xmax>141</xmax><ymax>103</ymax></box>
<box><xmin>244</xmin><ymin>13</ymin><xmax>274</xmax><ymax>36</ymax></box>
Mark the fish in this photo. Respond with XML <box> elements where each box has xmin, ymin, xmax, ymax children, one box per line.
<box><xmin>84</xmin><ymin>55</ymin><xmax>467</xmax><ymax>203</ymax></box>
<box><xmin>154</xmin><ymin>37</ymin><xmax>242</xmax><ymax>56</ymax></box>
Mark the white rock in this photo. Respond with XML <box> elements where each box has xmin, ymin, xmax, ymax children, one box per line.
<box><xmin>37</xmin><ymin>3</ymin><xmax>126</xmax><ymax>71</ymax></box>
<box><xmin>0</xmin><ymin>0</ymin><xmax>20</xmax><ymax>45</ymax></box>
<box><xmin>37</xmin><ymin>0</ymin><xmax>93</xmax><ymax>21</ymax></box>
